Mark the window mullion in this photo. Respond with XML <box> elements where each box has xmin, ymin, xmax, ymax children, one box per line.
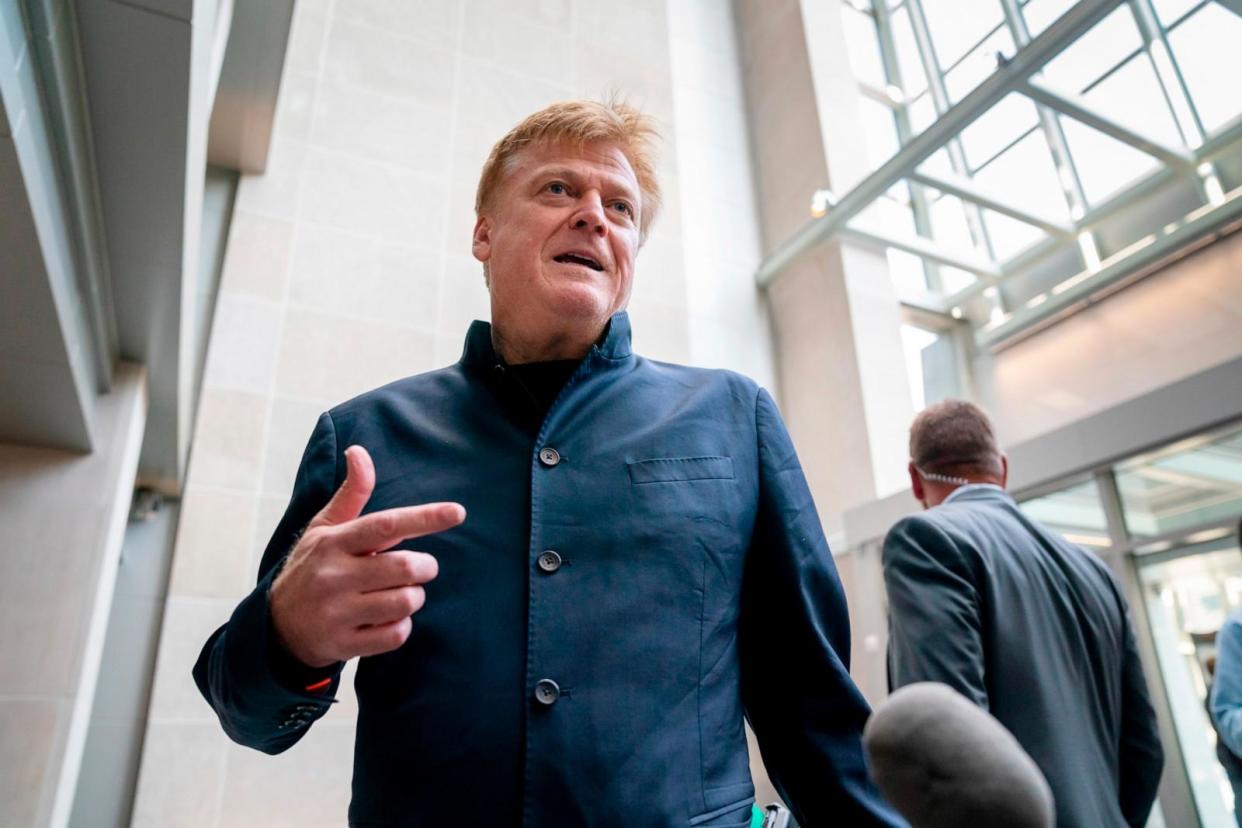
<box><xmin>904</xmin><ymin>0</ymin><xmax>999</xmax><ymax>264</ymax></box>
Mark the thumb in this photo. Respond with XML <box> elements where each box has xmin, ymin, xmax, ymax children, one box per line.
<box><xmin>311</xmin><ymin>445</ymin><xmax>375</xmax><ymax>527</ymax></box>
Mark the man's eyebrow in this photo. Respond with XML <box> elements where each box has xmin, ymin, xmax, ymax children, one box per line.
<box><xmin>531</xmin><ymin>166</ymin><xmax>579</xmax><ymax>183</ymax></box>
<box><xmin>530</xmin><ymin>166</ymin><xmax>638</xmax><ymax>200</ymax></box>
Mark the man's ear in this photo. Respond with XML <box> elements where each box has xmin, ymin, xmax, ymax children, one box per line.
<box><xmin>908</xmin><ymin>461</ymin><xmax>925</xmax><ymax>503</ymax></box>
<box><xmin>999</xmin><ymin>453</ymin><xmax>1010</xmax><ymax>489</ymax></box>
<box><xmin>471</xmin><ymin>216</ymin><xmax>492</xmax><ymax>264</ymax></box>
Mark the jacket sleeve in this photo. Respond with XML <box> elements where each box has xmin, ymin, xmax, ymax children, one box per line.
<box><xmin>192</xmin><ymin>412</ymin><xmax>347</xmax><ymax>754</ymax></box>
<box><xmin>1116</xmin><ymin>597</ymin><xmax>1164</xmax><ymax>827</ymax></box>
<box><xmin>739</xmin><ymin>389</ymin><xmax>905</xmax><ymax>828</ymax></box>
<box><xmin>1213</xmin><ymin>617</ymin><xmax>1242</xmax><ymax>758</ymax></box>
<box><xmin>882</xmin><ymin>514</ymin><xmax>989</xmax><ymax>708</ymax></box>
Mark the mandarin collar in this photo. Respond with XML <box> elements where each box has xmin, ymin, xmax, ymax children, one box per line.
<box><xmin>459</xmin><ymin>312</ymin><xmax>633</xmax><ymax>368</ymax></box>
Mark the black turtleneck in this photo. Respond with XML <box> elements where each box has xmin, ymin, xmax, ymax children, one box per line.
<box><xmin>503</xmin><ymin>359</ymin><xmax>580</xmax><ymax>420</ymax></box>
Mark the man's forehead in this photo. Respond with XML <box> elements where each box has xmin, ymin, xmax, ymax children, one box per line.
<box><xmin>516</xmin><ymin>140</ymin><xmax>639</xmax><ymax>189</ymax></box>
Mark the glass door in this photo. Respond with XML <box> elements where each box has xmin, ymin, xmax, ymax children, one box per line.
<box><xmin>1140</xmin><ymin>539</ymin><xmax>1242</xmax><ymax>827</ymax></box>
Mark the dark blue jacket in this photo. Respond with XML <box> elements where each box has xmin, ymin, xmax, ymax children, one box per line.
<box><xmin>194</xmin><ymin>313</ymin><xmax>902</xmax><ymax>827</ymax></box>
<box><xmin>883</xmin><ymin>486</ymin><xmax>1164</xmax><ymax>828</ymax></box>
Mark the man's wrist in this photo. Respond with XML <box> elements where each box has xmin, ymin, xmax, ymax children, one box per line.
<box><xmin>266</xmin><ymin>586</ymin><xmax>340</xmax><ymax>692</ymax></box>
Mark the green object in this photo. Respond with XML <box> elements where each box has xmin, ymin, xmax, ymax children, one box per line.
<box><xmin>751</xmin><ymin>804</ymin><xmax>765</xmax><ymax>828</ymax></box>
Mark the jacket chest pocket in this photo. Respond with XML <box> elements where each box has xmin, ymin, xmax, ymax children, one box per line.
<box><xmin>627</xmin><ymin>456</ymin><xmax>734</xmax><ymax>484</ymax></box>
<box><xmin>622</xmin><ymin>456</ymin><xmax>745</xmax><ymax>565</ymax></box>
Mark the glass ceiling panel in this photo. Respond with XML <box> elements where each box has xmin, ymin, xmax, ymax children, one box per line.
<box><xmin>1041</xmin><ymin>5</ymin><xmax>1142</xmax><ymax>92</ymax></box>
<box><xmin>922</xmin><ymin>0</ymin><xmax>1006</xmax><ymax>68</ymax></box>
<box><xmin>1059</xmin><ymin>116</ymin><xmax>1162</xmax><ymax>206</ymax></box>
<box><xmin>982</xmin><ymin>208</ymin><xmax>1045</xmax><ymax>260</ymax></box>
<box><xmin>1150</xmin><ymin>0</ymin><xmax>1207</xmax><ymax>27</ymax></box>
<box><xmin>943</xmin><ymin>26</ymin><xmax>1014</xmax><ymax>103</ymax></box>
<box><xmin>937</xmin><ymin>266</ymin><xmax>978</xmax><ymax>295</ymax></box>
<box><xmin>858</xmin><ymin>94</ymin><xmax>902</xmax><ymax>172</ymax></box>
<box><xmin>927</xmin><ymin>192</ymin><xmax>978</xmax><ymax>254</ymax></box>
<box><xmin>1167</xmin><ymin>4</ymin><xmax>1242</xmax><ymax>135</ymax></box>
<box><xmin>1079</xmin><ymin>50</ymin><xmax>1185</xmax><ymax>149</ymax></box>
<box><xmin>970</xmin><ymin>129</ymin><xmax>1070</xmax><ymax>221</ymax></box>
<box><xmin>958</xmin><ymin>92</ymin><xmax>1040</xmax><ymax>170</ymax></box>
<box><xmin>1020</xmin><ymin>0</ymin><xmax>1077</xmax><ymax>37</ymax></box>
<box><xmin>842</xmin><ymin>4</ymin><xmax>888</xmax><ymax>89</ymax></box>
<box><xmin>889</xmin><ymin>5</ymin><xmax>931</xmax><ymax>99</ymax></box>
<box><xmin>771</xmin><ymin>0</ymin><xmax>1242</xmax><ymax>348</ymax></box>
<box><xmin>889</xmin><ymin>249</ymin><xmax>931</xmax><ymax>298</ymax></box>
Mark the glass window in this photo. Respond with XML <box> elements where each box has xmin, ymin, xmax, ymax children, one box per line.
<box><xmin>889</xmin><ymin>5</ymin><xmax>930</xmax><ymax>100</ymax></box>
<box><xmin>1079</xmin><ymin>52</ymin><xmax>1185</xmax><ymax>151</ymax></box>
<box><xmin>1167</xmin><ymin>4</ymin><xmax>1242</xmax><ymax>135</ymax></box>
<box><xmin>1041</xmin><ymin>5</ymin><xmax>1142</xmax><ymax>93</ymax></box>
<box><xmin>1019</xmin><ymin>479</ymin><xmax>1112</xmax><ymax>549</ymax></box>
<box><xmin>959</xmin><ymin>92</ymin><xmax>1040</xmax><ymax>170</ymax></box>
<box><xmin>943</xmin><ymin>26</ymin><xmax>1014</xmax><ymax>103</ymax></box>
<box><xmin>842</xmin><ymin>4</ymin><xmax>888</xmax><ymax>89</ymax></box>
<box><xmin>901</xmin><ymin>325</ymin><xmax>938</xmax><ymax>410</ymax></box>
<box><xmin>927</xmin><ymin>191</ymin><xmax>978</xmax><ymax>255</ymax></box>
<box><xmin>856</xmin><ymin>184</ymin><xmax>919</xmax><ymax>236</ymax></box>
<box><xmin>982</xmin><ymin>208</ymin><xmax>1045</xmax><ymax>261</ymax></box>
<box><xmin>937</xmin><ymin>265</ymin><xmax>978</xmax><ymax>295</ymax></box>
<box><xmin>1117</xmin><ymin>425</ymin><xmax>1242</xmax><ymax>539</ymax></box>
<box><xmin>922</xmin><ymin>0</ymin><xmax>1005</xmax><ymax>69</ymax></box>
<box><xmin>900</xmin><ymin>323</ymin><xmax>961</xmax><ymax>408</ymax></box>
<box><xmin>1140</xmin><ymin>538</ymin><xmax>1242</xmax><ymax>825</ymax></box>
<box><xmin>908</xmin><ymin>92</ymin><xmax>937</xmax><ymax>134</ymax></box>
<box><xmin>1059</xmin><ymin>116</ymin><xmax>1161</xmax><ymax>206</ymax></box>
<box><xmin>889</xmin><ymin>249</ymin><xmax>930</xmax><ymax>298</ymax></box>
<box><xmin>971</xmin><ymin>129</ymin><xmax>1071</xmax><ymax>223</ymax></box>
<box><xmin>918</xmin><ymin>147</ymin><xmax>956</xmax><ymax>177</ymax></box>
<box><xmin>1151</xmin><ymin>0</ymin><xmax>1206</xmax><ymax>28</ymax></box>
<box><xmin>1020</xmin><ymin>0</ymin><xmax>1077</xmax><ymax>37</ymax></box>
<box><xmin>858</xmin><ymin>94</ymin><xmax>902</xmax><ymax>171</ymax></box>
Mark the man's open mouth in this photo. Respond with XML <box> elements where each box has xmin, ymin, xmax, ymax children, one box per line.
<box><xmin>553</xmin><ymin>253</ymin><xmax>604</xmax><ymax>272</ymax></box>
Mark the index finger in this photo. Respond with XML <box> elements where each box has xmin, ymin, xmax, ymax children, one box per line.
<box><xmin>333</xmin><ymin>502</ymin><xmax>466</xmax><ymax>554</ymax></box>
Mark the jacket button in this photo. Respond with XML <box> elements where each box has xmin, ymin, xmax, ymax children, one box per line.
<box><xmin>537</xmin><ymin>550</ymin><xmax>563</xmax><ymax>573</ymax></box>
<box><xmin>538</xmin><ymin>447</ymin><xmax>561</xmax><ymax>467</ymax></box>
<box><xmin>534</xmin><ymin>678</ymin><xmax>560</xmax><ymax>706</ymax></box>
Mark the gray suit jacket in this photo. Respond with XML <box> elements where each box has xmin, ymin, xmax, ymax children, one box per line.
<box><xmin>883</xmin><ymin>486</ymin><xmax>1163</xmax><ymax>828</ymax></box>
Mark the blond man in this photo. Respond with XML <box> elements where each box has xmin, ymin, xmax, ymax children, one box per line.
<box><xmin>195</xmin><ymin>101</ymin><xmax>900</xmax><ymax>827</ymax></box>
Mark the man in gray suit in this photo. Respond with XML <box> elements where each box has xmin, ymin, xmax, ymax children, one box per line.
<box><xmin>882</xmin><ymin>400</ymin><xmax>1164</xmax><ymax>828</ymax></box>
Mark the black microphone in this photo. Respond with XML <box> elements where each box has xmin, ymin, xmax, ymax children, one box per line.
<box><xmin>863</xmin><ymin>682</ymin><xmax>1054</xmax><ymax>828</ymax></box>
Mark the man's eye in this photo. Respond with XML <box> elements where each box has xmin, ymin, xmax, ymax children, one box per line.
<box><xmin>611</xmin><ymin>201</ymin><xmax>634</xmax><ymax>217</ymax></box>
<box><xmin>547</xmin><ymin>182</ymin><xmax>567</xmax><ymax>195</ymax></box>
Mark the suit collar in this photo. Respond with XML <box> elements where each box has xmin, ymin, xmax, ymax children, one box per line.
<box><xmin>460</xmin><ymin>312</ymin><xmax>633</xmax><ymax>368</ymax></box>
<box><xmin>942</xmin><ymin>483</ymin><xmax>1013</xmax><ymax>506</ymax></box>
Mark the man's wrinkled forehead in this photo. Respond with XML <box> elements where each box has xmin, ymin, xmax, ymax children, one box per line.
<box><xmin>503</xmin><ymin>139</ymin><xmax>641</xmax><ymax>200</ymax></box>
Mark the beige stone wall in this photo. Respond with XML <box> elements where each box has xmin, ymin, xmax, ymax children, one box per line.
<box><xmin>132</xmin><ymin>1</ymin><xmax>774</xmax><ymax>824</ymax></box>
<box><xmin>0</xmin><ymin>365</ymin><xmax>147</xmax><ymax>827</ymax></box>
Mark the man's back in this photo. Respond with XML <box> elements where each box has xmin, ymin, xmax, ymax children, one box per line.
<box><xmin>883</xmin><ymin>485</ymin><xmax>1164</xmax><ymax>828</ymax></box>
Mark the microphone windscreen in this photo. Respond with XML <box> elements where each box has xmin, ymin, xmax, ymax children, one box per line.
<box><xmin>863</xmin><ymin>682</ymin><xmax>1054</xmax><ymax>828</ymax></box>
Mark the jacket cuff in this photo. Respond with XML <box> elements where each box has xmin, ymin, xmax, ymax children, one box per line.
<box><xmin>223</xmin><ymin>569</ymin><xmax>345</xmax><ymax>726</ymax></box>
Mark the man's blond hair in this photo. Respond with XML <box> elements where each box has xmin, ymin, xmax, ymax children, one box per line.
<box><xmin>474</xmin><ymin>99</ymin><xmax>662</xmax><ymax>243</ymax></box>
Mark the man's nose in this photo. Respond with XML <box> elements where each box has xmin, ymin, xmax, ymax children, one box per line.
<box><xmin>570</xmin><ymin>195</ymin><xmax>607</xmax><ymax>236</ymax></box>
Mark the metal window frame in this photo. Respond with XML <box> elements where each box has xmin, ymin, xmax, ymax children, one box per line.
<box><xmin>1006</xmin><ymin>412</ymin><xmax>1242</xmax><ymax>827</ymax></box>
<box><xmin>762</xmin><ymin>0</ymin><xmax>1242</xmax><ymax>352</ymax></box>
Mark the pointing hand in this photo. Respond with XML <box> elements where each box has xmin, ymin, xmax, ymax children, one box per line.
<box><xmin>269</xmin><ymin>445</ymin><xmax>465</xmax><ymax>668</ymax></box>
